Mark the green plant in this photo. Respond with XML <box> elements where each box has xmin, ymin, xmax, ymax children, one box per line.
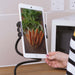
<box><xmin>21</xmin><ymin>8</ymin><xmax>44</xmax><ymax>33</ymax></box>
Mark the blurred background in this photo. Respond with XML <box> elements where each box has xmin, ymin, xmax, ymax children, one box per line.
<box><xmin>0</xmin><ymin>0</ymin><xmax>75</xmax><ymax>67</ymax></box>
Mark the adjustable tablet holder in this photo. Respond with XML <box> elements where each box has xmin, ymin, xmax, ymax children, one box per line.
<box><xmin>14</xmin><ymin>21</ymin><xmax>42</xmax><ymax>75</ymax></box>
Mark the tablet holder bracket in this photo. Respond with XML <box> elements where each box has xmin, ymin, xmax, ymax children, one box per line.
<box><xmin>14</xmin><ymin>21</ymin><xmax>42</xmax><ymax>75</ymax></box>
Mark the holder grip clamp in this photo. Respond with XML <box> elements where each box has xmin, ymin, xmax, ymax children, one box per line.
<box><xmin>14</xmin><ymin>21</ymin><xmax>41</xmax><ymax>75</ymax></box>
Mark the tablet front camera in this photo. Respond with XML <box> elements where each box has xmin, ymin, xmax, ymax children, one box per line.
<box><xmin>31</xmin><ymin>6</ymin><xmax>32</xmax><ymax>8</ymax></box>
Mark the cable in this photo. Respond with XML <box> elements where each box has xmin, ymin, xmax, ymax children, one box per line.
<box><xmin>15</xmin><ymin>37</ymin><xmax>23</xmax><ymax>57</ymax></box>
<box><xmin>14</xmin><ymin>59</ymin><xmax>41</xmax><ymax>75</ymax></box>
<box><xmin>14</xmin><ymin>21</ymin><xmax>41</xmax><ymax>75</ymax></box>
<box><xmin>14</xmin><ymin>37</ymin><xmax>41</xmax><ymax>75</ymax></box>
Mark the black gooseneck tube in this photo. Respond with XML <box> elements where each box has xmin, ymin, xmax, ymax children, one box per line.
<box><xmin>14</xmin><ymin>21</ymin><xmax>41</xmax><ymax>75</ymax></box>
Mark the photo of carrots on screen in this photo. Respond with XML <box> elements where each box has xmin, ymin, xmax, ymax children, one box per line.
<box><xmin>21</xmin><ymin>8</ymin><xmax>44</xmax><ymax>48</ymax></box>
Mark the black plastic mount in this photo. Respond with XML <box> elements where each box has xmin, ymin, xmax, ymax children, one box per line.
<box><xmin>14</xmin><ymin>21</ymin><xmax>41</xmax><ymax>75</ymax></box>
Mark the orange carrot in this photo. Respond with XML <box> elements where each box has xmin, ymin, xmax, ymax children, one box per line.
<box><xmin>25</xmin><ymin>33</ymin><xmax>29</xmax><ymax>41</ymax></box>
<box><xmin>34</xmin><ymin>29</ymin><xmax>38</xmax><ymax>39</ymax></box>
<box><xmin>29</xmin><ymin>30</ymin><xmax>32</xmax><ymax>45</ymax></box>
<box><xmin>31</xmin><ymin>29</ymin><xmax>34</xmax><ymax>46</ymax></box>
<box><xmin>38</xmin><ymin>31</ymin><xmax>42</xmax><ymax>45</ymax></box>
<box><xmin>39</xmin><ymin>32</ymin><xmax>44</xmax><ymax>46</ymax></box>
<box><xmin>35</xmin><ymin>33</ymin><xmax>39</xmax><ymax>45</ymax></box>
<box><xmin>34</xmin><ymin>29</ymin><xmax>38</xmax><ymax>44</ymax></box>
<box><xmin>39</xmin><ymin>31</ymin><xmax>42</xmax><ymax>36</ymax></box>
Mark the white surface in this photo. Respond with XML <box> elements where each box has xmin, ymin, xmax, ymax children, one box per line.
<box><xmin>69</xmin><ymin>50</ymin><xmax>75</xmax><ymax>62</ymax></box>
<box><xmin>52</xmin><ymin>15</ymin><xmax>75</xmax><ymax>21</ymax></box>
<box><xmin>70</xmin><ymin>39</ymin><xmax>75</xmax><ymax>49</ymax></box>
<box><xmin>51</xmin><ymin>15</ymin><xmax>75</xmax><ymax>52</ymax></box>
<box><xmin>19</xmin><ymin>3</ymin><xmax>48</xmax><ymax>59</ymax></box>
<box><xmin>0</xmin><ymin>59</ymin><xmax>45</xmax><ymax>67</ymax></box>
<box><xmin>70</xmin><ymin>0</ymin><xmax>75</xmax><ymax>9</ymax></box>
<box><xmin>51</xmin><ymin>0</ymin><xmax>64</xmax><ymax>11</ymax></box>
<box><xmin>67</xmin><ymin>62</ymin><xmax>75</xmax><ymax>75</ymax></box>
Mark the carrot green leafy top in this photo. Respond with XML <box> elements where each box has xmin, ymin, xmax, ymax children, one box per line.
<box><xmin>21</xmin><ymin>8</ymin><xmax>44</xmax><ymax>33</ymax></box>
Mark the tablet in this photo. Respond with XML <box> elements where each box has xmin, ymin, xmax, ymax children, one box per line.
<box><xmin>18</xmin><ymin>3</ymin><xmax>48</xmax><ymax>58</ymax></box>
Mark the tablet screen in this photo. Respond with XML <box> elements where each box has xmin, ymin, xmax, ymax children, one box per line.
<box><xmin>21</xmin><ymin>8</ymin><xmax>46</xmax><ymax>54</ymax></box>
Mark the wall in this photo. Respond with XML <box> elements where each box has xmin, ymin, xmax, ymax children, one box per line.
<box><xmin>0</xmin><ymin>0</ymin><xmax>75</xmax><ymax>67</ymax></box>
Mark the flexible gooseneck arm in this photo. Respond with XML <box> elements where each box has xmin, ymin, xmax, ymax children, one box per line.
<box><xmin>14</xmin><ymin>21</ymin><xmax>41</xmax><ymax>75</ymax></box>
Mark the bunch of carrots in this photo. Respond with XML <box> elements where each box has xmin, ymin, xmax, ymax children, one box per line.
<box><xmin>25</xmin><ymin>28</ymin><xmax>44</xmax><ymax>47</ymax></box>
